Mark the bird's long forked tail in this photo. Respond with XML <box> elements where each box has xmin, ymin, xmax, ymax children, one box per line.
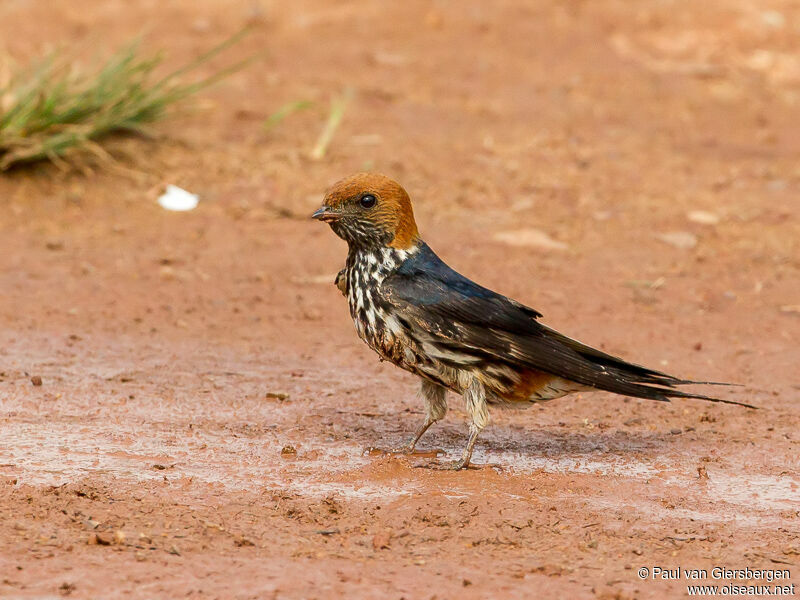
<box><xmin>589</xmin><ymin>357</ymin><xmax>757</xmax><ymax>408</ymax></box>
<box><xmin>625</xmin><ymin>381</ymin><xmax>757</xmax><ymax>409</ymax></box>
<box><xmin>589</xmin><ymin>359</ymin><xmax>757</xmax><ymax>408</ymax></box>
<box><xmin>540</xmin><ymin>325</ymin><xmax>758</xmax><ymax>409</ymax></box>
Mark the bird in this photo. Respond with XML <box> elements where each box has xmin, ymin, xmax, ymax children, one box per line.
<box><xmin>312</xmin><ymin>173</ymin><xmax>755</xmax><ymax>469</ymax></box>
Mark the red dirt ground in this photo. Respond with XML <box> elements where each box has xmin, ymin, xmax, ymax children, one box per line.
<box><xmin>1</xmin><ymin>1</ymin><xmax>798</xmax><ymax>598</ymax></box>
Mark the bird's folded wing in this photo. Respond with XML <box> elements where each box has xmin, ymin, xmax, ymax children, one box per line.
<box><xmin>381</xmin><ymin>250</ymin><xmax>751</xmax><ymax>406</ymax></box>
<box><xmin>382</xmin><ymin>264</ymin><xmax>640</xmax><ymax>392</ymax></box>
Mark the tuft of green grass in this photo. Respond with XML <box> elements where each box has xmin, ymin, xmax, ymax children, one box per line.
<box><xmin>0</xmin><ymin>31</ymin><xmax>254</xmax><ymax>171</ymax></box>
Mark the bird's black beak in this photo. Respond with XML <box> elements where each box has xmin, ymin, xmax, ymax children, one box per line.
<box><xmin>311</xmin><ymin>206</ymin><xmax>341</xmax><ymax>223</ymax></box>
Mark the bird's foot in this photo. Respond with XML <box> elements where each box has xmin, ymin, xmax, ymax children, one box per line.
<box><xmin>421</xmin><ymin>457</ymin><xmax>471</xmax><ymax>470</ymax></box>
<box><xmin>364</xmin><ymin>445</ymin><xmax>445</xmax><ymax>459</ymax></box>
<box><xmin>447</xmin><ymin>459</ymin><xmax>470</xmax><ymax>470</ymax></box>
<box><xmin>391</xmin><ymin>441</ymin><xmax>416</xmax><ymax>455</ymax></box>
<box><xmin>432</xmin><ymin>459</ymin><xmax>499</xmax><ymax>471</ymax></box>
<box><xmin>363</xmin><ymin>442</ymin><xmax>414</xmax><ymax>456</ymax></box>
<box><xmin>387</xmin><ymin>431</ymin><xmax>443</xmax><ymax>456</ymax></box>
<box><xmin>363</xmin><ymin>446</ymin><xmax>393</xmax><ymax>457</ymax></box>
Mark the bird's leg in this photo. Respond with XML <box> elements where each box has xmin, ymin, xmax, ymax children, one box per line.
<box><xmin>396</xmin><ymin>380</ymin><xmax>447</xmax><ymax>453</ymax></box>
<box><xmin>450</xmin><ymin>378</ymin><xmax>488</xmax><ymax>470</ymax></box>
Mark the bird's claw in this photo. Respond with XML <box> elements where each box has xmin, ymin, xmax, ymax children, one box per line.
<box><xmin>391</xmin><ymin>444</ymin><xmax>415</xmax><ymax>455</ymax></box>
<box><xmin>422</xmin><ymin>458</ymin><xmax>471</xmax><ymax>471</ymax></box>
<box><xmin>448</xmin><ymin>459</ymin><xmax>471</xmax><ymax>471</ymax></box>
<box><xmin>390</xmin><ymin>445</ymin><xmax>446</xmax><ymax>458</ymax></box>
<box><xmin>363</xmin><ymin>444</ymin><xmax>416</xmax><ymax>457</ymax></box>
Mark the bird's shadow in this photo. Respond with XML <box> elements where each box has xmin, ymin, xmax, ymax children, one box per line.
<box><xmin>343</xmin><ymin>408</ymin><xmax>686</xmax><ymax>468</ymax></box>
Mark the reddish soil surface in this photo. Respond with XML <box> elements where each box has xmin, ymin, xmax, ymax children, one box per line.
<box><xmin>1</xmin><ymin>1</ymin><xmax>799</xmax><ymax>598</ymax></box>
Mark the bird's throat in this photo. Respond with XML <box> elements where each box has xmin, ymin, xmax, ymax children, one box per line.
<box><xmin>345</xmin><ymin>243</ymin><xmax>418</xmax><ymax>288</ymax></box>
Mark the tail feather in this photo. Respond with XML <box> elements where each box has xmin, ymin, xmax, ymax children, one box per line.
<box><xmin>616</xmin><ymin>381</ymin><xmax>757</xmax><ymax>409</ymax></box>
<box><xmin>539</xmin><ymin>326</ymin><xmax>757</xmax><ymax>408</ymax></box>
<box><xmin>592</xmin><ymin>364</ymin><xmax>758</xmax><ymax>409</ymax></box>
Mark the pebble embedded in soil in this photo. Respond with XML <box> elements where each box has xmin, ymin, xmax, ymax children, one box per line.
<box><xmin>687</xmin><ymin>210</ymin><xmax>721</xmax><ymax>225</ymax></box>
<box><xmin>492</xmin><ymin>228</ymin><xmax>569</xmax><ymax>251</ymax></box>
<box><xmin>372</xmin><ymin>530</ymin><xmax>392</xmax><ymax>550</ymax></box>
<box><xmin>656</xmin><ymin>231</ymin><xmax>698</xmax><ymax>249</ymax></box>
<box><xmin>89</xmin><ymin>532</ymin><xmax>113</xmax><ymax>546</ymax></box>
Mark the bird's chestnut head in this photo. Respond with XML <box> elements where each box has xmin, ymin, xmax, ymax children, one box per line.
<box><xmin>312</xmin><ymin>173</ymin><xmax>419</xmax><ymax>250</ymax></box>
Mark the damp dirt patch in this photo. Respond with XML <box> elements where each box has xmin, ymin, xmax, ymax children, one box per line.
<box><xmin>1</xmin><ymin>0</ymin><xmax>799</xmax><ymax>597</ymax></box>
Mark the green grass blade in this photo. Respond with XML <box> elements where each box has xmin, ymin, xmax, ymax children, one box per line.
<box><xmin>0</xmin><ymin>31</ymin><xmax>260</xmax><ymax>171</ymax></box>
<box><xmin>263</xmin><ymin>100</ymin><xmax>313</xmax><ymax>131</ymax></box>
<box><xmin>310</xmin><ymin>88</ymin><xmax>353</xmax><ymax>160</ymax></box>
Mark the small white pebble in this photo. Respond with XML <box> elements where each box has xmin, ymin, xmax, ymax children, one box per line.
<box><xmin>158</xmin><ymin>185</ymin><xmax>199</xmax><ymax>212</ymax></box>
<box><xmin>761</xmin><ymin>10</ymin><xmax>785</xmax><ymax>28</ymax></box>
<box><xmin>686</xmin><ymin>210</ymin><xmax>720</xmax><ymax>225</ymax></box>
<box><xmin>493</xmin><ymin>228</ymin><xmax>568</xmax><ymax>251</ymax></box>
<box><xmin>656</xmin><ymin>231</ymin><xmax>697</xmax><ymax>249</ymax></box>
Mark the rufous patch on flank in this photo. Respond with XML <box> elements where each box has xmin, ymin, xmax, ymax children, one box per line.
<box><xmin>507</xmin><ymin>369</ymin><xmax>564</xmax><ymax>403</ymax></box>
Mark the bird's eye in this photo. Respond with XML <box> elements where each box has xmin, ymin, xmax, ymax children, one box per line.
<box><xmin>359</xmin><ymin>194</ymin><xmax>376</xmax><ymax>209</ymax></box>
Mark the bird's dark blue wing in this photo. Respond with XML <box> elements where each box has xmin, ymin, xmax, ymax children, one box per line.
<box><xmin>381</xmin><ymin>243</ymin><xmax>752</xmax><ymax>407</ymax></box>
<box><xmin>382</xmin><ymin>243</ymin><xmax>618</xmax><ymax>386</ymax></box>
<box><xmin>386</xmin><ymin>243</ymin><xmax>542</xmax><ymax>324</ymax></box>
